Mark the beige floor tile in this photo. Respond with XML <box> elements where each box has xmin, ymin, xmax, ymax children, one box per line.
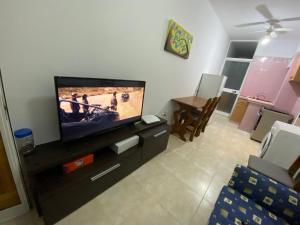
<box><xmin>190</xmin><ymin>199</ymin><xmax>214</xmax><ymax>225</ymax></box>
<box><xmin>158</xmin><ymin>183</ymin><xmax>202</xmax><ymax>225</ymax></box>
<box><xmin>56</xmin><ymin>199</ymin><xmax>113</xmax><ymax>225</ymax></box>
<box><xmin>117</xmin><ymin>198</ymin><xmax>180</xmax><ymax>225</ymax></box>
<box><xmin>203</xmin><ymin>174</ymin><xmax>227</xmax><ymax>205</ymax></box>
<box><xmin>131</xmin><ymin>160</ymin><xmax>174</xmax><ymax>192</ymax></box>
<box><xmin>134</xmin><ymin>158</ymin><xmax>203</xmax><ymax>225</ymax></box>
<box><xmin>95</xmin><ymin>175</ymin><xmax>154</xmax><ymax>225</ymax></box>
<box><xmin>166</xmin><ymin>135</ymin><xmax>188</xmax><ymax>151</ymax></box>
<box><xmin>0</xmin><ymin>210</ymin><xmax>43</xmax><ymax>225</ymax></box>
<box><xmin>157</xmin><ymin>151</ymin><xmax>212</xmax><ymax>196</ymax></box>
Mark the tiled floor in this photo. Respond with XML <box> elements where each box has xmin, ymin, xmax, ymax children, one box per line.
<box><xmin>2</xmin><ymin>114</ymin><xmax>259</xmax><ymax>225</ymax></box>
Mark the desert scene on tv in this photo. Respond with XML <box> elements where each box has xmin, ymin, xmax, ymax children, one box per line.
<box><xmin>58</xmin><ymin>87</ymin><xmax>144</xmax><ymax>139</ymax></box>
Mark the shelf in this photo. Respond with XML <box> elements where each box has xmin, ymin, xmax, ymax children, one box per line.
<box><xmin>24</xmin><ymin>119</ymin><xmax>166</xmax><ymax>175</ymax></box>
<box><xmin>24</xmin><ymin>126</ymin><xmax>135</xmax><ymax>175</ymax></box>
<box><xmin>35</xmin><ymin>144</ymin><xmax>142</xmax><ymax>199</ymax></box>
<box><xmin>35</xmin><ymin>148</ymin><xmax>118</xmax><ymax>199</ymax></box>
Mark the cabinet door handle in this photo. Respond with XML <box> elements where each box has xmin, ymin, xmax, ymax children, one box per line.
<box><xmin>90</xmin><ymin>164</ymin><xmax>120</xmax><ymax>182</ymax></box>
<box><xmin>153</xmin><ymin>130</ymin><xmax>167</xmax><ymax>138</ymax></box>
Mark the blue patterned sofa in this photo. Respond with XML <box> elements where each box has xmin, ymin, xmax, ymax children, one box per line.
<box><xmin>208</xmin><ymin>165</ymin><xmax>300</xmax><ymax>225</ymax></box>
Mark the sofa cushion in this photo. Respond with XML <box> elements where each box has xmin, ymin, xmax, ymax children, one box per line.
<box><xmin>208</xmin><ymin>211</ymin><xmax>236</xmax><ymax>225</ymax></box>
<box><xmin>208</xmin><ymin>186</ymin><xmax>289</xmax><ymax>225</ymax></box>
<box><xmin>229</xmin><ymin>165</ymin><xmax>300</xmax><ymax>225</ymax></box>
<box><xmin>248</xmin><ymin>155</ymin><xmax>294</xmax><ymax>188</ymax></box>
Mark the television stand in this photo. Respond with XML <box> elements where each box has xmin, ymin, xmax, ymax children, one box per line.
<box><xmin>21</xmin><ymin>118</ymin><xmax>169</xmax><ymax>225</ymax></box>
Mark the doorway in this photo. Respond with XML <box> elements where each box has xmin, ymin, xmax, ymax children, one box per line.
<box><xmin>217</xmin><ymin>59</ymin><xmax>250</xmax><ymax>114</ymax></box>
<box><xmin>216</xmin><ymin>40</ymin><xmax>258</xmax><ymax>116</ymax></box>
<box><xmin>0</xmin><ymin>70</ymin><xmax>28</xmax><ymax>222</ymax></box>
<box><xmin>0</xmin><ymin>133</ymin><xmax>20</xmax><ymax>210</ymax></box>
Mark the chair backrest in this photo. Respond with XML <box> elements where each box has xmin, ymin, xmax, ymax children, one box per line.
<box><xmin>295</xmin><ymin>178</ymin><xmax>300</xmax><ymax>192</ymax></box>
<box><xmin>288</xmin><ymin>155</ymin><xmax>300</xmax><ymax>191</ymax></box>
<box><xmin>198</xmin><ymin>96</ymin><xmax>221</xmax><ymax>132</ymax></box>
<box><xmin>201</xmin><ymin>98</ymin><xmax>214</xmax><ymax>116</ymax></box>
<box><xmin>205</xmin><ymin>96</ymin><xmax>221</xmax><ymax>121</ymax></box>
<box><xmin>213</xmin><ymin>96</ymin><xmax>221</xmax><ymax>110</ymax></box>
<box><xmin>288</xmin><ymin>155</ymin><xmax>300</xmax><ymax>177</ymax></box>
<box><xmin>194</xmin><ymin>98</ymin><xmax>213</xmax><ymax>124</ymax></box>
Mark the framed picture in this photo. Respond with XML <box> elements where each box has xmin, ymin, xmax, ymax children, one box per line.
<box><xmin>164</xmin><ymin>19</ymin><xmax>193</xmax><ymax>59</ymax></box>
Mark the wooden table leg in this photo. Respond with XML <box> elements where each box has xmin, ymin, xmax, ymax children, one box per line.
<box><xmin>171</xmin><ymin>106</ymin><xmax>184</xmax><ymax>134</ymax></box>
<box><xmin>172</xmin><ymin>105</ymin><xmax>194</xmax><ymax>142</ymax></box>
<box><xmin>179</xmin><ymin>109</ymin><xmax>193</xmax><ymax>142</ymax></box>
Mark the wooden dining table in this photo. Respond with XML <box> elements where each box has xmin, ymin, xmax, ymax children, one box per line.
<box><xmin>171</xmin><ymin>96</ymin><xmax>207</xmax><ymax>141</ymax></box>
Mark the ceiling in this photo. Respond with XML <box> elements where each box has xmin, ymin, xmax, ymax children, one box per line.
<box><xmin>209</xmin><ymin>0</ymin><xmax>300</xmax><ymax>40</ymax></box>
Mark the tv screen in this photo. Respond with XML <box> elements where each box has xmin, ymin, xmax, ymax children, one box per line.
<box><xmin>54</xmin><ymin>76</ymin><xmax>145</xmax><ymax>142</ymax></box>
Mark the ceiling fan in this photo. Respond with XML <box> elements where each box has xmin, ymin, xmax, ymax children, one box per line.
<box><xmin>235</xmin><ymin>4</ymin><xmax>300</xmax><ymax>39</ymax></box>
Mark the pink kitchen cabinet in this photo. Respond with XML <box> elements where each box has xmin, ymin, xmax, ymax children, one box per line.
<box><xmin>274</xmin><ymin>52</ymin><xmax>300</xmax><ymax>115</ymax></box>
<box><xmin>240</xmin><ymin>57</ymin><xmax>290</xmax><ymax>102</ymax></box>
<box><xmin>239</xmin><ymin>102</ymin><xmax>262</xmax><ymax>132</ymax></box>
<box><xmin>288</xmin><ymin>52</ymin><xmax>300</xmax><ymax>82</ymax></box>
<box><xmin>238</xmin><ymin>56</ymin><xmax>299</xmax><ymax>133</ymax></box>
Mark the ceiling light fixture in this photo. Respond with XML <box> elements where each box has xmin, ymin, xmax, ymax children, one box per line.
<box><xmin>261</xmin><ymin>35</ymin><xmax>271</xmax><ymax>45</ymax></box>
<box><xmin>270</xmin><ymin>31</ymin><xmax>277</xmax><ymax>38</ymax></box>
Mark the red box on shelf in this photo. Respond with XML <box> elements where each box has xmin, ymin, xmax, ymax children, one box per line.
<box><xmin>63</xmin><ymin>154</ymin><xmax>94</xmax><ymax>174</ymax></box>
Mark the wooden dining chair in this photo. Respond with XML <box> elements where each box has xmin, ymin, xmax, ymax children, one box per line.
<box><xmin>195</xmin><ymin>96</ymin><xmax>221</xmax><ymax>137</ymax></box>
<box><xmin>288</xmin><ymin>155</ymin><xmax>300</xmax><ymax>191</ymax></box>
<box><xmin>183</xmin><ymin>98</ymin><xmax>214</xmax><ymax>142</ymax></box>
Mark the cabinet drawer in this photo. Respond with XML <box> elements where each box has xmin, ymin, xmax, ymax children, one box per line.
<box><xmin>118</xmin><ymin>146</ymin><xmax>142</xmax><ymax>177</ymax></box>
<box><xmin>39</xmin><ymin>147</ymin><xmax>141</xmax><ymax>225</ymax></box>
<box><xmin>230</xmin><ymin>98</ymin><xmax>248</xmax><ymax>123</ymax></box>
<box><xmin>139</xmin><ymin>125</ymin><xmax>170</xmax><ymax>163</ymax></box>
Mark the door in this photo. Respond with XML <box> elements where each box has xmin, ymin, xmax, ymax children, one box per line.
<box><xmin>217</xmin><ymin>60</ymin><xmax>250</xmax><ymax>115</ymax></box>
<box><xmin>196</xmin><ymin>74</ymin><xmax>226</xmax><ymax>99</ymax></box>
<box><xmin>0</xmin><ymin>70</ymin><xmax>28</xmax><ymax>222</ymax></box>
<box><xmin>0</xmin><ymin>133</ymin><xmax>20</xmax><ymax>210</ymax></box>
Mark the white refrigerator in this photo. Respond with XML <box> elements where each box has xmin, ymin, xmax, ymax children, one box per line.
<box><xmin>196</xmin><ymin>73</ymin><xmax>227</xmax><ymax>99</ymax></box>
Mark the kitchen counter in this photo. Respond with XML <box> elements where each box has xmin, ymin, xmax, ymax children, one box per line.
<box><xmin>238</xmin><ymin>96</ymin><xmax>274</xmax><ymax>107</ymax></box>
<box><xmin>238</xmin><ymin>96</ymin><xmax>274</xmax><ymax>132</ymax></box>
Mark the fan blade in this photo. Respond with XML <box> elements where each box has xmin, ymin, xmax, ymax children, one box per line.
<box><xmin>256</xmin><ymin>4</ymin><xmax>274</xmax><ymax>20</ymax></box>
<box><xmin>279</xmin><ymin>17</ymin><xmax>300</xmax><ymax>22</ymax></box>
<box><xmin>272</xmin><ymin>23</ymin><xmax>282</xmax><ymax>29</ymax></box>
<box><xmin>249</xmin><ymin>30</ymin><xmax>267</xmax><ymax>33</ymax></box>
<box><xmin>235</xmin><ymin>21</ymin><xmax>266</xmax><ymax>27</ymax></box>
<box><xmin>274</xmin><ymin>27</ymin><xmax>293</xmax><ymax>32</ymax></box>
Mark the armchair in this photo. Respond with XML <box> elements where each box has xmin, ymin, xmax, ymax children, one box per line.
<box><xmin>229</xmin><ymin>165</ymin><xmax>300</xmax><ymax>225</ymax></box>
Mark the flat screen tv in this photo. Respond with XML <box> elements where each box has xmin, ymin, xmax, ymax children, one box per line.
<box><xmin>54</xmin><ymin>76</ymin><xmax>145</xmax><ymax>142</ymax></box>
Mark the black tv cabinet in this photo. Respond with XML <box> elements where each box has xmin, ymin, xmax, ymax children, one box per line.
<box><xmin>21</xmin><ymin>118</ymin><xmax>169</xmax><ymax>225</ymax></box>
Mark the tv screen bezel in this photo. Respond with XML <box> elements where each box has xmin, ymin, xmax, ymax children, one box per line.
<box><xmin>54</xmin><ymin>76</ymin><xmax>146</xmax><ymax>142</ymax></box>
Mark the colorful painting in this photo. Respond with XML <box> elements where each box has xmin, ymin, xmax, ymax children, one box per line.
<box><xmin>164</xmin><ymin>19</ymin><xmax>193</xmax><ymax>59</ymax></box>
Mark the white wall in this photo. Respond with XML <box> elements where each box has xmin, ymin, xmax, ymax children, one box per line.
<box><xmin>255</xmin><ymin>39</ymin><xmax>300</xmax><ymax>58</ymax></box>
<box><xmin>0</xmin><ymin>0</ymin><xmax>229</xmax><ymax>144</ymax></box>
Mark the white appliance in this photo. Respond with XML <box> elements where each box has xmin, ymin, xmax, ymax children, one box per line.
<box><xmin>142</xmin><ymin>115</ymin><xmax>160</xmax><ymax>124</ymax></box>
<box><xmin>260</xmin><ymin>121</ymin><xmax>300</xmax><ymax>169</ymax></box>
<box><xmin>110</xmin><ymin>135</ymin><xmax>139</xmax><ymax>154</ymax></box>
<box><xmin>196</xmin><ymin>73</ymin><xmax>227</xmax><ymax>98</ymax></box>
